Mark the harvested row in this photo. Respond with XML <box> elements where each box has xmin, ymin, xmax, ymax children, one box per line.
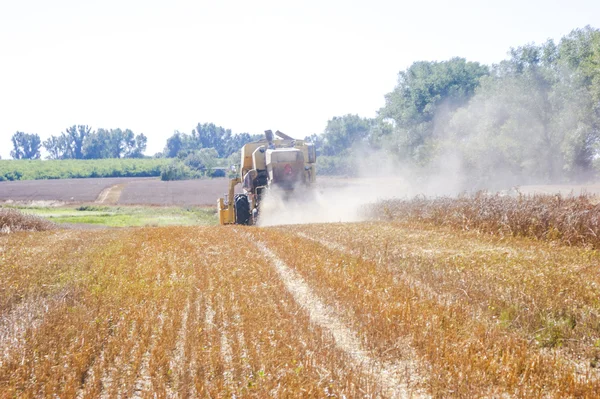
<box><xmin>250</xmin><ymin>238</ymin><xmax>425</xmax><ymax>398</ymax></box>
<box><xmin>0</xmin><ymin>227</ymin><xmax>381</xmax><ymax>397</ymax></box>
<box><xmin>264</xmin><ymin>222</ymin><xmax>600</xmax><ymax>397</ymax></box>
<box><xmin>293</xmin><ymin>222</ymin><xmax>600</xmax><ymax>356</ymax></box>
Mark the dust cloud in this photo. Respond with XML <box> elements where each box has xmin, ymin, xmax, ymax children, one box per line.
<box><xmin>256</xmin><ymin>150</ymin><xmax>463</xmax><ymax>227</ymax></box>
<box><xmin>256</xmin><ymin>64</ymin><xmax>598</xmax><ymax>227</ymax></box>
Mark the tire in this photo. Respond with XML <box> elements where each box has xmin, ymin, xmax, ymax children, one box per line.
<box><xmin>234</xmin><ymin>194</ymin><xmax>250</xmax><ymax>225</ymax></box>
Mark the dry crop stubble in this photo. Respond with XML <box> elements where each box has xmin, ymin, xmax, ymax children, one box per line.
<box><xmin>278</xmin><ymin>221</ymin><xmax>600</xmax><ymax>397</ymax></box>
<box><xmin>1</xmin><ymin>226</ymin><xmax>389</xmax><ymax>398</ymax></box>
<box><xmin>4</xmin><ymin>193</ymin><xmax>599</xmax><ymax>398</ymax></box>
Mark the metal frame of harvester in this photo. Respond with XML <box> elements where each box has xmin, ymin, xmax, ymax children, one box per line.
<box><xmin>218</xmin><ymin>130</ymin><xmax>316</xmax><ymax>225</ymax></box>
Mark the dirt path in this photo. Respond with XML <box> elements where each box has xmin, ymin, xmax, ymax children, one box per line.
<box><xmin>251</xmin><ymin>237</ymin><xmax>428</xmax><ymax>398</ymax></box>
<box><xmin>95</xmin><ymin>184</ymin><xmax>126</xmax><ymax>204</ymax></box>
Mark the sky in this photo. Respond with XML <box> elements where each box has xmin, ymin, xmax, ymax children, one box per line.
<box><xmin>0</xmin><ymin>0</ymin><xmax>598</xmax><ymax>159</ymax></box>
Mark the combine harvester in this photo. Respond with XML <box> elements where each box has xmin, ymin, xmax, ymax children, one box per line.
<box><xmin>218</xmin><ymin>130</ymin><xmax>317</xmax><ymax>225</ymax></box>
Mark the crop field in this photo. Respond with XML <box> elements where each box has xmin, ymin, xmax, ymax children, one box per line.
<box><xmin>0</xmin><ymin>177</ymin><xmax>238</xmax><ymax>206</ymax></box>
<box><xmin>3</xmin><ymin>183</ymin><xmax>600</xmax><ymax>397</ymax></box>
<box><xmin>2</xmin><ymin>194</ymin><xmax>600</xmax><ymax>397</ymax></box>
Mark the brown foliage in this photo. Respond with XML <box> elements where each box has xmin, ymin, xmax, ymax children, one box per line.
<box><xmin>369</xmin><ymin>192</ymin><xmax>600</xmax><ymax>248</ymax></box>
<box><xmin>0</xmin><ymin>208</ymin><xmax>55</xmax><ymax>233</ymax></box>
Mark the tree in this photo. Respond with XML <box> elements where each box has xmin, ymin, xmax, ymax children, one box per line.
<box><xmin>10</xmin><ymin>132</ymin><xmax>41</xmax><ymax>159</ymax></box>
<box><xmin>379</xmin><ymin>58</ymin><xmax>489</xmax><ymax>163</ymax></box>
<box><xmin>559</xmin><ymin>26</ymin><xmax>600</xmax><ymax>103</ymax></box>
<box><xmin>165</xmin><ymin>131</ymin><xmax>187</xmax><ymax>158</ymax></box>
<box><xmin>192</xmin><ymin>123</ymin><xmax>233</xmax><ymax>157</ymax></box>
<box><xmin>60</xmin><ymin>125</ymin><xmax>92</xmax><ymax>159</ymax></box>
<box><xmin>43</xmin><ymin>135</ymin><xmax>69</xmax><ymax>159</ymax></box>
<box><xmin>124</xmin><ymin>133</ymin><xmax>147</xmax><ymax>158</ymax></box>
<box><xmin>163</xmin><ymin>124</ymin><xmax>261</xmax><ymax>159</ymax></box>
<box><xmin>321</xmin><ymin>114</ymin><xmax>372</xmax><ymax>156</ymax></box>
<box><xmin>83</xmin><ymin>129</ymin><xmax>111</xmax><ymax>159</ymax></box>
<box><xmin>83</xmin><ymin>129</ymin><xmax>148</xmax><ymax>159</ymax></box>
<box><xmin>445</xmin><ymin>35</ymin><xmax>600</xmax><ymax>186</ymax></box>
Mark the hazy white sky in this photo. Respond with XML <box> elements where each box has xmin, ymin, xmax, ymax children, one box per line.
<box><xmin>0</xmin><ymin>0</ymin><xmax>597</xmax><ymax>158</ymax></box>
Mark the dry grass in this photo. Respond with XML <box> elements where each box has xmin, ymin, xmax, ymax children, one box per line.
<box><xmin>280</xmin><ymin>222</ymin><xmax>600</xmax><ymax>397</ymax></box>
<box><xmin>0</xmin><ymin>208</ymin><xmax>55</xmax><ymax>233</ymax></box>
<box><xmin>369</xmin><ymin>192</ymin><xmax>600</xmax><ymax>248</ymax></box>
<box><xmin>0</xmin><ymin>227</ymin><xmax>374</xmax><ymax>397</ymax></box>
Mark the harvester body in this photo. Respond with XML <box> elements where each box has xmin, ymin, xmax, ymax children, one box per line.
<box><xmin>218</xmin><ymin>130</ymin><xmax>316</xmax><ymax>225</ymax></box>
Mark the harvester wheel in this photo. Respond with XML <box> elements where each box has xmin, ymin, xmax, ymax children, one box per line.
<box><xmin>234</xmin><ymin>194</ymin><xmax>251</xmax><ymax>225</ymax></box>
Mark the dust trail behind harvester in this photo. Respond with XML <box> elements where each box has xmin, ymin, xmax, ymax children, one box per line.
<box><xmin>255</xmin><ymin>146</ymin><xmax>467</xmax><ymax>227</ymax></box>
<box><xmin>256</xmin><ymin>176</ymin><xmax>410</xmax><ymax>226</ymax></box>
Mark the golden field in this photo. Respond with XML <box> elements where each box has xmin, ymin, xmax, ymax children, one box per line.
<box><xmin>1</xmin><ymin>195</ymin><xmax>600</xmax><ymax>398</ymax></box>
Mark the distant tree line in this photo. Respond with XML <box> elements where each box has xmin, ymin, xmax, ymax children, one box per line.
<box><xmin>159</xmin><ymin>123</ymin><xmax>262</xmax><ymax>180</ymax></box>
<box><xmin>162</xmin><ymin>123</ymin><xmax>262</xmax><ymax>158</ymax></box>
<box><xmin>9</xmin><ymin>126</ymin><xmax>147</xmax><ymax>160</ymax></box>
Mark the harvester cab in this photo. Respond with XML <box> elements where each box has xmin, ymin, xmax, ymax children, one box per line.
<box><xmin>217</xmin><ymin>130</ymin><xmax>316</xmax><ymax>225</ymax></box>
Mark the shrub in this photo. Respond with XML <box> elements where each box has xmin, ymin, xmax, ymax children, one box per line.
<box><xmin>0</xmin><ymin>209</ymin><xmax>55</xmax><ymax>233</ymax></box>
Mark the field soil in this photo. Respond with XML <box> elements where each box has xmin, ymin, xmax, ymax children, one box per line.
<box><xmin>0</xmin><ymin>177</ymin><xmax>244</xmax><ymax>207</ymax></box>
<box><xmin>118</xmin><ymin>178</ymin><xmax>242</xmax><ymax>206</ymax></box>
<box><xmin>4</xmin><ymin>176</ymin><xmax>600</xmax><ymax>208</ymax></box>
<box><xmin>0</xmin><ymin>177</ymin><xmax>153</xmax><ymax>203</ymax></box>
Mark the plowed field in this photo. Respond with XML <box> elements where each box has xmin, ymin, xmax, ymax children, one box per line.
<box><xmin>2</xmin><ymin>221</ymin><xmax>599</xmax><ymax>398</ymax></box>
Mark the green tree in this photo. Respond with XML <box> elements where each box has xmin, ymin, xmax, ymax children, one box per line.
<box><xmin>446</xmin><ymin>34</ymin><xmax>600</xmax><ymax>185</ymax></box>
<box><xmin>10</xmin><ymin>132</ymin><xmax>41</xmax><ymax>159</ymax></box>
<box><xmin>192</xmin><ymin>123</ymin><xmax>232</xmax><ymax>156</ymax></box>
<box><xmin>321</xmin><ymin>114</ymin><xmax>372</xmax><ymax>156</ymax></box>
<box><xmin>559</xmin><ymin>26</ymin><xmax>600</xmax><ymax>103</ymax></box>
<box><xmin>60</xmin><ymin>125</ymin><xmax>92</xmax><ymax>159</ymax></box>
<box><xmin>379</xmin><ymin>58</ymin><xmax>489</xmax><ymax>164</ymax></box>
<box><xmin>128</xmin><ymin>133</ymin><xmax>147</xmax><ymax>158</ymax></box>
<box><xmin>85</xmin><ymin>129</ymin><xmax>148</xmax><ymax>159</ymax></box>
<box><xmin>43</xmin><ymin>135</ymin><xmax>69</xmax><ymax>160</ymax></box>
<box><xmin>164</xmin><ymin>131</ymin><xmax>187</xmax><ymax>158</ymax></box>
<box><xmin>164</xmin><ymin>124</ymin><xmax>261</xmax><ymax>159</ymax></box>
<box><xmin>83</xmin><ymin>129</ymin><xmax>112</xmax><ymax>159</ymax></box>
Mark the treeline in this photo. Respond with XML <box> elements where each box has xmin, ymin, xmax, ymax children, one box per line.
<box><xmin>317</xmin><ymin>26</ymin><xmax>600</xmax><ymax>189</ymax></box>
<box><xmin>159</xmin><ymin>123</ymin><xmax>262</xmax><ymax>180</ymax></box>
<box><xmin>5</xmin><ymin>123</ymin><xmax>261</xmax><ymax>181</ymax></box>
<box><xmin>9</xmin><ymin>126</ymin><xmax>147</xmax><ymax>160</ymax></box>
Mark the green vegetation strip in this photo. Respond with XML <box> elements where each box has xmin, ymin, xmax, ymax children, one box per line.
<box><xmin>0</xmin><ymin>158</ymin><xmax>170</xmax><ymax>181</ymax></box>
<box><xmin>13</xmin><ymin>205</ymin><xmax>217</xmax><ymax>227</ymax></box>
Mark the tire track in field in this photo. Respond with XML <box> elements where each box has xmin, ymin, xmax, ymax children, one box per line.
<box><xmin>218</xmin><ymin>299</ymin><xmax>234</xmax><ymax>389</ymax></box>
<box><xmin>251</xmin><ymin>238</ymin><xmax>429</xmax><ymax>399</ymax></box>
<box><xmin>187</xmin><ymin>292</ymin><xmax>204</xmax><ymax>398</ymax></box>
<box><xmin>0</xmin><ymin>296</ymin><xmax>52</xmax><ymax>364</ymax></box>
<box><xmin>294</xmin><ymin>227</ymin><xmax>600</xmax><ymax>394</ymax></box>
<box><xmin>229</xmin><ymin>296</ymin><xmax>251</xmax><ymax>381</ymax></box>
<box><xmin>295</xmin><ymin>232</ymin><xmax>453</xmax><ymax>305</ymax></box>
<box><xmin>95</xmin><ymin>184</ymin><xmax>125</xmax><ymax>204</ymax></box>
<box><xmin>132</xmin><ymin>303</ymin><xmax>168</xmax><ymax>398</ymax></box>
<box><xmin>167</xmin><ymin>298</ymin><xmax>190</xmax><ymax>398</ymax></box>
<box><xmin>78</xmin><ymin>317</ymin><xmax>137</xmax><ymax>399</ymax></box>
